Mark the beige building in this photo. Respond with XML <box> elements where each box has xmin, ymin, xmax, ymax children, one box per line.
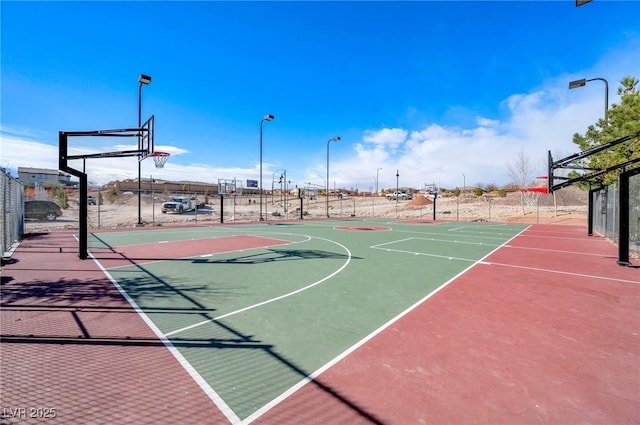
<box><xmin>18</xmin><ymin>167</ymin><xmax>75</xmax><ymax>188</ymax></box>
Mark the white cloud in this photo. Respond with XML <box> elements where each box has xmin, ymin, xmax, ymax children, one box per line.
<box><xmin>362</xmin><ymin>128</ymin><xmax>408</xmax><ymax>147</ymax></box>
<box><xmin>476</xmin><ymin>117</ymin><xmax>499</xmax><ymax>128</ymax></box>
<box><xmin>2</xmin><ymin>40</ymin><xmax>637</xmax><ymax>191</ymax></box>
<box><xmin>1</xmin><ymin>135</ymin><xmax>59</xmax><ymax>171</ymax></box>
<box><xmin>327</xmin><ymin>81</ymin><xmax>615</xmax><ymax>190</ymax></box>
<box><xmin>0</xmin><ymin>77</ymin><xmax>618</xmax><ymax>190</ymax></box>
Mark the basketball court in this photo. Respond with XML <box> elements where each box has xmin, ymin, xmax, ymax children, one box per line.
<box><xmin>1</xmin><ymin>219</ymin><xmax>638</xmax><ymax>424</ymax></box>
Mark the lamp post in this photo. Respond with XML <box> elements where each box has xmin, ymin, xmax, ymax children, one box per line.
<box><xmin>326</xmin><ymin>136</ymin><xmax>340</xmax><ymax>218</ymax></box>
<box><xmin>150</xmin><ymin>175</ymin><xmax>155</xmax><ymax>224</ymax></box>
<box><xmin>395</xmin><ymin>169</ymin><xmax>399</xmax><ymax>218</ymax></box>
<box><xmin>462</xmin><ymin>173</ymin><xmax>466</xmax><ymax>194</ymax></box>
<box><xmin>376</xmin><ymin>167</ymin><xmax>382</xmax><ymax>196</ymax></box>
<box><xmin>137</xmin><ymin>74</ymin><xmax>152</xmax><ymax>225</ymax></box>
<box><xmin>277</xmin><ymin>169</ymin><xmax>287</xmax><ymax>211</ymax></box>
<box><xmin>271</xmin><ymin>173</ymin><xmax>275</xmax><ymax>206</ymax></box>
<box><xmin>569</xmin><ymin>77</ymin><xmax>609</xmax><ymax>123</ymax></box>
<box><xmin>259</xmin><ymin>114</ymin><xmax>275</xmax><ymax>220</ymax></box>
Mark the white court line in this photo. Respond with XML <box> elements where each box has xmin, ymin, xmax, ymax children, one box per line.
<box><xmin>502</xmin><ymin>244</ymin><xmax>613</xmax><ymax>258</ymax></box>
<box><xmin>389</xmin><ymin>227</ymin><xmax>517</xmax><ymax>241</ymax></box>
<box><xmin>371</xmin><ymin>237</ymin><xmax>415</xmax><ymax>249</ymax></box>
<box><xmin>243</xmin><ymin>225</ymin><xmax>531</xmax><ymax>424</ymax></box>
<box><xmin>518</xmin><ymin>233</ymin><xmax>609</xmax><ymax>242</ymax></box>
<box><xmin>447</xmin><ymin>224</ymin><xmax>508</xmax><ymax>232</ymax></box>
<box><xmin>390</xmin><ymin>249</ymin><xmax>476</xmax><ymax>262</ymax></box>
<box><xmin>410</xmin><ymin>236</ymin><xmax>493</xmax><ymax>246</ymax></box>
<box><xmin>371</xmin><ymin>237</ymin><xmax>487</xmax><ymax>262</ymax></box>
<box><xmin>371</xmin><ymin>236</ymin><xmax>498</xmax><ymax>252</ymax></box>
<box><xmin>164</xmin><ymin>235</ymin><xmax>351</xmax><ymax>337</ymax></box>
<box><xmin>372</xmin><ymin>247</ymin><xmax>477</xmax><ymax>262</ymax></box>
<box><xmin>481</xmin><ymin>261</ymin><xmax>639</xmax><ymax>285</ymax></box>
<box><xmin>84</xmin><ymin>242</ymin><xmax>242</xmax><ymax>425</ymax></box>
<box><xmin>104</xmin><ymin>235</ymin><xmax>309</xmax><ymax>270</ymax></box>
<box><xmin>89</xmin><ymin>231</ymin><xmax>242</xmax><ymax>249</ymax></box>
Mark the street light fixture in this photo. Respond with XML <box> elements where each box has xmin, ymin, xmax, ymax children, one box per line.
<box><xmin>137</xmin><ymin>73</ymin><xmax>152</xmax><ymax>226</ymax></box>
<box><xmin>568</xmin><ymin>77</ymin><xmax>609</xmax><ymax>123</ymax></box>
<box><xmin>326</xmin><ymin>136</ymin><xmax>340</xmax><ymax>218</ymax></box>
<box><xmin>259</xmin><ymin>114</ymin><xmax>275</xmax><ymax>220</ymax></box>
<box><xmin>376</xmin><ymin>167</ymin><xmax>382</xmax><ymax>195</ymax></box>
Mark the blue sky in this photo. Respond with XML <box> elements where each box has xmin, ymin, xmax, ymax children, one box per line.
<box><xmin>2</xmin><ymin>1</ymin><xmax>639</xmax><ymax>192</ymax></box>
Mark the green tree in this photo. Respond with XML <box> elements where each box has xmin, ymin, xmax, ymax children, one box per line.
<box><xmin>572</xmin><ymin>76</ymin><xmax>640</xmax><ymax>185</ymax></box>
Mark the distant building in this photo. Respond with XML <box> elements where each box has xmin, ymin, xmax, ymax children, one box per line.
<box><xmin>17</xmin><ymin>167</ymin><xmax>76</xmax><ymax>188</ymax></box>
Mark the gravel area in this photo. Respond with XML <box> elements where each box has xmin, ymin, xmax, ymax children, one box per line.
<box><xmin>25</xmin><ymin>187</ymin><xmax>588</xmax><ymax>233</ymax></box>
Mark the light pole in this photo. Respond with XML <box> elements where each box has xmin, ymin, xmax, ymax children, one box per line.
<box><xmin>271</xmin><ymin>173</ymin><xmax>275</xmax><ymax>206</ymax></box>
<box><xmin>137</xmin><ymin>73</ymin><xmax>152</xmax><ymax>226</ymax></box>
<box><xmin>462</xmin><ymin>173</ymin><xmax>466</xmax><ymax>194</ymax></box>
<box><xmin>376</xmin><ymin>167</ymin><xmax>382</xmax><ymax>196</ymax></box>
<box><xmin>372</xmin><ymin>177</ymin><xmax>376</xmax><ymax>216</ymax></box>
<box><xmin>326</xmin><ymin>136</ymin><xmax>340</xmax><ymax>218</ymax></box>
<box><xmin>569</xmin><ymin>77</ymin><xmax>609</xmax><ymax>123</ymax></box>
<box><xmin>259</xmin><ymin>114</ymin><xmax>275</xmax><ymax>220</ymax></box>
<box><xmin>277</xmin><ymin>169</ymin><xmax>287</xmax><ymax>211</ymax></box>
<box><xmin>395</xmin><ymin>169</ymin><xmax>399</xmax><ymax>218</ymax></box>
<box><xmin>150</xmin><ymin>175</ymin><xmax>155</xmax><ymax>224</ymax></box>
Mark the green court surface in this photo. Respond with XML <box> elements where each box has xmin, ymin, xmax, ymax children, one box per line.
<box><xmin>89</xmin><ymin>219</ymin><xmax>527</xmax><ymax>421</ymax></box>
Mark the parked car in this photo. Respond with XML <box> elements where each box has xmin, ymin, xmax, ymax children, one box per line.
<box><xmin>87</xmin><ymin>195</ymin><xmax>96</xmax><ymax>205</ymax></box>
<box><xmin>385</xmin><ymin>191</ymin><xmax>413</xmax><ymax>200</ymax></box>
<box><xmin>25</xmin><ymin>201</ymin><xmax>63</xmax><ymax>221</ymax></box>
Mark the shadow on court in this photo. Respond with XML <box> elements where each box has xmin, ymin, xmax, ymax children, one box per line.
<box><xmin>91</xmin><ymin>248</ymin><xmax>358</xmax><ymax>265</ymax></box>
<box><xmin>191</xmin><ymin>248</ymin><xmax>359</xmax><ymax>264</ymax></box>
<box><xmin>1</xmin><ymin>231</ymin><xmax>383</xmax><ymax>424</ymax></box>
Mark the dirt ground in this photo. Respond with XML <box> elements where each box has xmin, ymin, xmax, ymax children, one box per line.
<box><xmin>25</xmin><ymin>187</ymin><xmax>588</xmax><ymax>233</ymax></box>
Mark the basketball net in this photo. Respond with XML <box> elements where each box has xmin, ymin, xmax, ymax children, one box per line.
<box><xmin>522</xmin><ymin>176</ymin><xmax>548</xmax><ymax>207</ymax></box>
<box><xmin>150</xmin><ymin>151</ymin><xmax>170</xmax><ymax>169</ymax></box>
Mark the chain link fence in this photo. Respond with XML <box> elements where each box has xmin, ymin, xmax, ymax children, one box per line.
<box><xmin>632</xmin><ymin>174</ymin><xmax>640</xmax><ymax>258</ymax></box>
<box><xmin>592</xmin><ymin>174</ymin><xmax>640</xmax><ymax>259</ymax></box>
<box><xmin>1</xmin><ymin>172</ymin><xmax>24</xmax><ymax>257</ymax></box>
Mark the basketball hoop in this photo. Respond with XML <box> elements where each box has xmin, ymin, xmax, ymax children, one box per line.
<box><xmin>150</xmin><ymin>151</ymin><xmax>170</xmax><ymax>169</ymax></box>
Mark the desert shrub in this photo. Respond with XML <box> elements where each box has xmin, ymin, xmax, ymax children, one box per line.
<box><xmin>497</xmin><ymin>189</ymin><xmax>507</xmax><ymax>197</ymax></box>
<box><xmin>473</xmin><ymin>188</ymin><xmax>484</xmax><ymax>197</ymax></box>
<box><xmin>54</xmin><ymin>187</ymin><xmax>68</xmax><ymax>209</ymax></box>
<box><xmin>108</xmin><ymin>187</ymin><xmax>118</xmax><ymax>203</ymax></box>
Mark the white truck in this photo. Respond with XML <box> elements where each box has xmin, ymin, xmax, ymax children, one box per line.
<box><xmin>161</xmin><ymin>196</ymin><xmax>197</xmax><ymax>214</ymax></box>
<box><xmin>386</xmin><ymin>191</ymin><xmax>413</xmax><ymax>201</ymax></box>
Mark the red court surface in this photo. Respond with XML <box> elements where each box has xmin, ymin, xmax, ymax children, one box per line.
<box><xmin>91</xmin><ymin>234</ymin><xmax>290</xmax><ymax>268</ymax></box>
<box><xmin>255</xmin><ymin>225</ymin><xmax>639</xmax><ymax>425</ymax></box>
<box><xmin>1</xmin><ymin>224</ymin><xmax>638</xmax><ymax>424</ymax></box>
<box><xmin>1</xmin><ymin>231</ymin><xmax>228</xmax><ymax>425</ymax></box>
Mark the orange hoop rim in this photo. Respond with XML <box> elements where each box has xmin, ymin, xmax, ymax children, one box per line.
<box><xmin>150</xmin><ymin>151</ymin><xmax>170</xmax><ymax>169</ymax></box>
